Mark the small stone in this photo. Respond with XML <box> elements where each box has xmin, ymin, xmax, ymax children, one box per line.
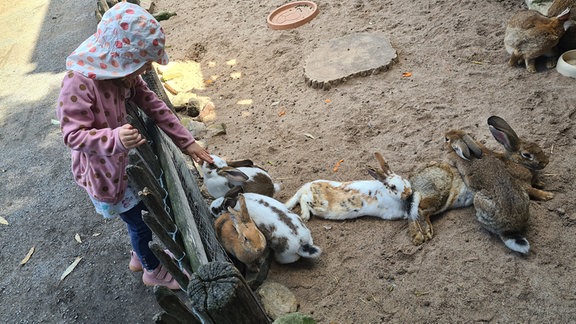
<box><xmin>257</xmin><ymin>280</ymin><xmax>298</xmax><ymax>320</ymax></box>
<box><xmin>198</xmin><ymin>101</ymin><xmax>216</xmax><ymax>123</ymax></box>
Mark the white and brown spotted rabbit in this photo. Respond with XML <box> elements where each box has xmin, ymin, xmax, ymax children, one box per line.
<box><xmin>284</xmin><ymin>152</ymin><xmax>417</xmax><ymax>221</ymax></box>
<box><xmin>444</xmin><ymin>129</ymin><xmax>532</xmax><ymax>254</ymax></box>
<box><xmin>214</xmin><ymin>194</ymin><xmax>267</xmax><ymax>272</ymax></box>
<box><xmin>211</xmin><ymin>192</ymin><xmax>322</xmax><ymax>264</ymax></box>
<box><xmin>408</xmin><ymin>116</ymin><xmax>552</xmax><ymax>246</ymax></box>
<box><xmin>504</xmin><ymin>8</ymin><xmax>572</xmax><ymax>72</ymax></box>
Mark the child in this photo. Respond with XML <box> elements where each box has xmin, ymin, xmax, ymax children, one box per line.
<box><xmin>56</xmin><ymin>2</ymin><xmax>213</xmax><ymax>289</ymax></box>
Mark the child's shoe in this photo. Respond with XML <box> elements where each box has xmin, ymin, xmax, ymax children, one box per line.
<box><xmin>142</xmin><ymin>265</ymin><xmax>181</xmax><ymax>290</ymax></box>
<box><xmin>129</xmin><ymin>251</ymin><xmax>143</xmax><ymax>272</ymax></box>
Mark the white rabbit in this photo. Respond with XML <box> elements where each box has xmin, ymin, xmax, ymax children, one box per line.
<box><xmin>210</xmin><ymin>192</ymin><xmax>322</xmax><ymax>264</ymax></box>
<box><xmin>200</xmin><ymin>154</ymin><xmax>281</xmax><ymax>198</ymax></box>
<box><xmin>284</xmin><ymin>152</ymin><xmax>418</xmax><ymax>221</ymax></box>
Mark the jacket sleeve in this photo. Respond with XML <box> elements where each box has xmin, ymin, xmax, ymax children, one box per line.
<box><xmin>130</xmin><ymin>76</ymin><xmax>195</xmax><ymax>150</ymax></box>
<box><xmin>56</xmin><ymin>71</ymin><xmax>126</xmax><ymax>156</ymax></box>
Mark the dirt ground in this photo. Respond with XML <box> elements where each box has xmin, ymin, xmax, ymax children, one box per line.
<box><xmin>1</xmin><ymin>0</ymin><xmax>576</xmax><ymax>323</ymax></box>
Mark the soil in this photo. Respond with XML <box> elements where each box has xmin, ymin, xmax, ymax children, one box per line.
<box><xmin>2</xmin><ymin>0</ymin><xmax>576</xmax><ymax>323</ymax></box>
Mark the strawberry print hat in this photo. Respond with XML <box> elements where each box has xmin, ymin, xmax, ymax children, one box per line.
<box><xmin>66</xmin><ymin>2</ymin><xmax>169</xmax><ymax>80</ymax></box>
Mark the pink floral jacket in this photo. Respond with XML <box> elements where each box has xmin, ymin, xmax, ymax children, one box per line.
<box><xmin>57</xmin><ymin>71</ymin><xmax>195</xmax><ymax>203</ymax></box>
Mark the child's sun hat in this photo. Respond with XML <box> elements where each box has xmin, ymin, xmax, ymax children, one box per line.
<box><xmin>66</xmin><ymin>2</ymin><xmax>169</xmax><ymax>80</ymax></box>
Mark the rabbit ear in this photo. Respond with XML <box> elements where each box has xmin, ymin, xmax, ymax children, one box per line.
<box><xmin>227</xmin><ymin>159</ymin><xmax>255</xmax><ymax>168</ymax></box>
<box><xmin>487</xmin><ymin>116</ymin><xmax>520</xmax><ymax>152</ymax></box>
<box><xmin>557</xmin><ymin>7</ymin><xmax>570</xmax><ymax>20</ymax></box>
<box><xmin>217</xmin><ymin>167</ymin><xmax>249</xmax><ymax>185</ymax></box>
<box><xmin>224</xmin><ymin>185</ymin><xmax>244</xmax><ymax>198</ymax></box>
<box><xmin>373</xmin><ymin>152</ymin><xmax>391</xmax><ymax>175</ymax></box>
<box><xmin>236</xmin><ymin>194</ymin><xmax>252</xmax><ymax>223</ymax></box>
<box><xmin>462</xmin><ymin>134</ymin><xmax>483</xmax><ymax>158</ymax></box>
<box><xmin>367</xmin><ymin>166</ymin><xmax>385</xmax><ymax>180</ymax></box>
<box><xmin>227</xmin><ymin>208</ymin><xmax>243</xmax><ymax>238</ymax></box>
<box><xmin>451</xmin><ymin>139</ymin><xmax>472</xmax><ymax>161</ymax></box>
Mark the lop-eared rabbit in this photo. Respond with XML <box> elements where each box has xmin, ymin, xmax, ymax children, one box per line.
<box><xmin>200</xmin><ymin>154</ymin><xmax>280</xmax><ymax>198</ymax></box>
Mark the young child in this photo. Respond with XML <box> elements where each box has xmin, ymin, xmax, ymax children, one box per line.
<box><xmin>56</xmin><ymin>2</ymin><xmax>213</xmax><ymax>290</ymax></box>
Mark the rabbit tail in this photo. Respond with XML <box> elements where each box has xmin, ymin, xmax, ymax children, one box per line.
<box><xmin>501</xmin><ymin>232</ymin><xmax>530</xmax><ymax>254</ymax></box>
<box><xmin>298</xmin><ymin>243</ymin><xmax>322</xmax><ymax>259</ymax></box>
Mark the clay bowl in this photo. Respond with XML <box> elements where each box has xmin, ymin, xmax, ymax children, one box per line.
<box><xmin>556</xmin><ymin>50</ymin><xmax>576</xmax><ymax>78</ymax></box>
<box><xmin>267</xmin><ymin>1</ymin><xmax>319</xmax><ymax>30</ymax></box>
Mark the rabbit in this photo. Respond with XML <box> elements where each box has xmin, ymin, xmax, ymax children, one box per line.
<box><xmin>408</xmin><ymin>116</ymin><xmax>553</xmax><ymax>246</ymax></box>
<box><xmin>210</xmin><ymin>192</ymin><xmax>322</xmax><ymax>264</ymax></box>
<box><xmin>284</xmin><ymin>152</ymin><xmax>418</xmax><ymax>222</ymax></box>
<box><xmin>200</xmin><ymin>154</ymin><xmax>281</xmax><ymax>198</ymax></box>
<box><xmin>444</xmin><ymin>129</ymin><xmax>532</xmax><ymax>254</ymax></box>
<box><xmin>214</xmin><ymin>194</ymin><xmax>267</xmax><ymax>272</ymax></box>
<box><xmin>504</xmin><ymin>8</ymin><xmax>572</xmax><ymax>73</ymax></box>
<box><xmin>548</xmin><ymin>0</ymin><xmax>576</xmax><ymax>52</ymax></box>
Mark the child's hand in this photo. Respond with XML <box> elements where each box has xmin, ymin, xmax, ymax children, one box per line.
<box><xmin>185</xmin><ymin>142</ymin><xmax>213</xmax><ymax>164</ymax></box>
<box><xmin>119</xmin><ymin>124</ymin><xmax>146</xmax><ymax>149</ymax></box>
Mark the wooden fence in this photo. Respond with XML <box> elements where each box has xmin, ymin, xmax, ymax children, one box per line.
<box><xmin>123</xmin><ymin>71</ymin><xmax>271</xmax><ymax>323</ymax></box>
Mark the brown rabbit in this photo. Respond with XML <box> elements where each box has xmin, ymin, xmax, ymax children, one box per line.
<box><xmin>409</xmin><ymin>116</ymin><xmax>552</xmax><ymax>245</ymax></box>
<box><xmin>548</xmin><ymin>0</ymin><xmax>576</xmax><ymax>51</ymax></box>
<box><xmin>444</xmin><ymin>130</ymin><xmax>531</xmax><ymax>254</ymax></box>
<box><xmin>504</xmin><ymin>8</ymin><xmax>572</xmax><ymax>73</ymax></box>
<box><xmin>214</xmin><ymin>193</ymin><xmax>267</xmax><ymax>272</ymax></box>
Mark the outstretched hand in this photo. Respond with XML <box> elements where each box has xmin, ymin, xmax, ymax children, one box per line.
<box><xmin>119</xmin><ymin>124</ymin><xmax>146</xmax><ymax>149</ymax></box>
<box><xmin>185</xmin><ymin>142</ymin><xmax>213</xmax><ymax>164</ymax></box>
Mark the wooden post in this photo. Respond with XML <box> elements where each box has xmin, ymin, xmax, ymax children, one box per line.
<box><xmin>187</xmin><ymin>262</ymin><xmax>271</xmax><ymax>324</ymax></box>
<box><xmin>149</xmin><ymin>243</ymin><xmax>190</xmax><ymax>291</ymax></box>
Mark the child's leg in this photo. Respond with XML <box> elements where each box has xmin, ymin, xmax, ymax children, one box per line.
<box><xmin>119</xmin><ymin>201</ymin><xmax>159</xmax><ymax>271</ymax></box>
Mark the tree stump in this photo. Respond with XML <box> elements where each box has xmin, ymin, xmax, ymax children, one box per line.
<box><xmin>303</xmin><ymin>31</ymin><xmax>397</xmax><ymax>90</ymax></box>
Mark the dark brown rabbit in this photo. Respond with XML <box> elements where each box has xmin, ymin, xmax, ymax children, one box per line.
<box><xmin>504</xmin><ymin>8</ymin><xmax>572</xmax><ymax>72</ymax></box>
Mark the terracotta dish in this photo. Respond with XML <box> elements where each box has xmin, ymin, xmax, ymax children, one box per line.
<box><xmin>556</xmin><ymin>50</ymin><xmax>576</xmax><ymax>79</ymax></box>
<box><xmin>267</xmin><ymin>1</ymin><xmax>319</xmax><ymax>30</ymax></box>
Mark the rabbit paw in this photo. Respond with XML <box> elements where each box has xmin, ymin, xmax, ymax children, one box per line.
<box><xmin>527</xmin><ymin>187</ymin><xmax>554</xmax><ymax>201</ymax></box>
<box><xmin>408</xmin><ymin>217</ymin><xmax>433</xmax><ymax>246</ymax></box>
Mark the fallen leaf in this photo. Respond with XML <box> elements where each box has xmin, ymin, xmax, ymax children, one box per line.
<box><xmin>237</xmin><ymin>99</ymin><xmax>253</xmax><ymax>105</ymax></box>
<box><xmin>60</xmin><ymin>257</ymin><xmax>83</xmax><ymax>281</ymax></box>
<box><xmin>333</xmin><ymin>159</ymin><xmax>345</xmax><ymax>172</ymax></box>
<box><xmin>303</xmin><ymin>133</ymin><xmax>315</xmax><ymax>139</ymax></box>
<box><xmin>325</xmin><ymin>99</ymin><xmax>332</xmax><ymax>103</ymax></box>
<box><xmin>471</xmin><ymin>60</ymin><xmax>483</xmax><ymax>65</ymax></box>
<box><xmin>278</xmin><ymin>110</ymin><xmax>286</xmax><ymax>117</ymax></box>
<box><xmin>323</xmin><ymin>225</ymin><xmax>332</xmax><ymax>230</ymax></box>
<box><xmin>271</xmin><ymin>101</ymin><xmax>280</xmax><ymax>106</ymax></box>
<box><xmin>204</xmin><ymin>79</ymin><xmax>213</xmax><ymax>85</ymax></box>
<box><xmin>402</xmin><ymin>72</ymin><xmax>412</xmax><ymax>77</ymax></box>
<box><xmin>230</xmin><ymin>71</ymin><xmax>242</xmax><ymax>79</ymax></box>
<box><xmin>0</xmin><ymin>216</ymin><xmax>8</xmax><ymax>225</ymax></box>
<box><xmin>50</xmin><ymin>119</ymin><xmax>60</xmax><ymax>125</ymax></box>
<box><xmin>75</xmin><ymin>233</ymin><xmax>82</xmax><ymax>243</ymax></box>
<box><xmin>226</xmin><ymin>59</ymin><xmax>237</xmax><ymax>66</ymax></box>
<box><xmin>20</xmin><ymin>246</ymin><xmax>35</xmax><ymax>266</ymax></box>
<box><xmin>92</xmin><ymin>233</ymin><xmax>101</xmax><ymax>237</ymax></box>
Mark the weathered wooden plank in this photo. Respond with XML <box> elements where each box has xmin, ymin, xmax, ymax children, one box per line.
<box><xmin>187</xmin><ymin>262</ymin><xmax>271</xmax><ymax>324</ymax></box>
<box><xmin>142</xmin><ymin>211</ymin><xmax>194</xmax><ymax>277</ymax></box>
<box><xmin>150</xmin><ymin>243</ymin><xmax>190</xmax><ymax>291</ymax></box>
<box><xmin>153</xmin><ymin>286</ymin><xmax>201</xmax><ymax>324</ymax></box>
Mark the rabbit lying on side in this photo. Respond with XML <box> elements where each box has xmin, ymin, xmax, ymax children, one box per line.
<box><xmin>214</xmin><ymin>194</ymin><xmax>267</xmax><ymax>272</ymax></box>
<box><xmin>445</xmin><ymin>130</ymin><xmax>532</xmax><ymax>254</ymax></box>
<box><xmin>408</xmin><ymin>116</ymin><xmax>552</xmax><ymax>246</ymax></box>
<box><xmin>211</xmin><ymin>192</ymin><xmax>322</xmax><ymax>264</ymax></box>
<box><xmin>284</xmin><ymin>152</ymin><xmax>417</xmax><ymax>221</ymax></box>
<box><xmin>200</xmin><ymin>154</ymin><xmax>281</xmax><ymax>198</ymax></box>
<box><xmin>504</xmin><ymin>8</ymin><xmax>572</xmax><ymax>73</ymax></box>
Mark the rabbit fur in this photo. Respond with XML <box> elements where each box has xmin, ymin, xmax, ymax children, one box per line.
<box><xmin>201</xmin><ymin>154</ymin><xmax>281</xmax><ymax>198</ymax></box>
<box><xmin>445</xmin><ymin>129</ymin><xmax>532</xmax><ymax>254</ymax></box>
<box><xmin>211</xmin><ymin>192</ymin><xmax>322</xmax><ymax>264</ymax></box>
<box><xmin>214</xmin><ymin>194</ymin><xmax>267</xmax><ymax>272</ymax></box>
<box><xmin>548</xmin><ymin>0</ymin><xmax>576</xmax><ymax>51</ymax></box>
<box><xmin>504</xmin><ymin>8</ymin><xmax>573</xmax><ymax>73</ymax></box>
<box><xmin>284</xmin><ymin>152</ymin><xmax>417</xmax><ymax>221</ymax></box>
<box><xmin>408</xmin><ymin>116</ymin><xmax>552</xmax><ymax>246</ymax></box>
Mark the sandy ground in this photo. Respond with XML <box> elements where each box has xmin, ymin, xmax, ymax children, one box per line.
<box><xmin>1</xmin><ymin>0</ymin><xmax>576</xmax><ymax>323</ymax></box>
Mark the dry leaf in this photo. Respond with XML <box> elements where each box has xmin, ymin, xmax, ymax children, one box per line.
<box><xmin>278</xmin><ymin>110</ymin><xmax>286</xmax><ymax>117</ymax></box>
<box><xmin>333</xmin><ymin>159</ymin><xmax>345</xmax><ymax>172</ymax></box>
<box><xmin>20</xmin><ymin>246</ymin><xmax>35</xmax><ymax>266</ymax></box>
<box><xmin>0</xmin><ymin>216</ymin><xmax>8</xmax><ymax>225</ymax></box>
<box><xmin>204</xmin><ymin>79</ymin><xmax>213</xmax><ymax>85</ymax></box>
<box><xmin>402</xmin><ymin>72</ymin><xmax>412</xmax><ymax>77</ymax></box>
<box><xmin>325</xmin><ymin>99</ymin><xmax>332</xmax><ymax>103</ymax></box>
<box><xmin>92</xmin><ymin>233</ymin><xmax>101</xmax><ymax>237</ymax></box>
<box><xmin>303</xmin><ymin>133</ymin><xmax>315</xmax><ymax>139</ymax></box>
<box><xmin>60</xmin><ymin>257</ymin><xmax>83</xmax><ymax>281</ymax></box>
<box><xmin>75</xmin><ymin>233</ymin><xmax>82</xmax><ymax>243</ymax></box>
